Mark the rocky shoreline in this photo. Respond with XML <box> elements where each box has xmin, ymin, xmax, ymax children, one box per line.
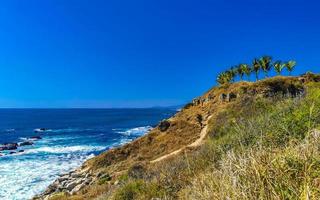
<box><xmin>34</xmin><ymin>167</ymin><xmax>96</xmax><ymax>199</ymax></box>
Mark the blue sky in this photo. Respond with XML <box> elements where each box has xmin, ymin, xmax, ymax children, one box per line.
<box><xmin>0</xmin><ymin>0</ymin><xmax>319</xmax><ymax>108</ymax></box>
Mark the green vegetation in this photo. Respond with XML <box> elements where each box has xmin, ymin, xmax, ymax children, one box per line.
<box><xmin>112</xmin><ymin>81</ymin><xmax>320</xmax><ymax>200</ymax></box>
<box><xmin>217</xmin><ymin>56</ymin><xmax>297</xmax><ymax>84</ymax></box>
<box><xmin>45</xmin><ymin>69</ymin><xmax>320</xmax><ymax>200</ymax></box>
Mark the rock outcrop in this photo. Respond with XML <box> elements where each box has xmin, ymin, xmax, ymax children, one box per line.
<box><xmin>35</xmin><ymin>168</ymin><xmax>95</xmax><ymax>199</ymax></box>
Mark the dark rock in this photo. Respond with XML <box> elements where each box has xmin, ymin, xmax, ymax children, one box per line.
<box><xmin>65</xmin><ymin>182</ymin><xmax>77</xmax><ymax>191</ymax></box>
<box><xmin>227</xmin><ymin>92</ymin><xmax>237</xmax><ymax>102</ymax></box>
<box><xmin>19</xmin><ymin>141</ymin><xmax>34</xmax><ymax>146</ymax></box>
<box><xmin>71</xmin><ymin>183</ymin><xmax>86</xmax><ymax>194</ymax></box>
<box><xmin>0</xmin><ymin>143</ymin><xmax>18</xmax><ymax>150</ymax></box>
<box><xmin>29</xmin><ymin>136</ymin><xmax>42</xmax><ymax>140</ymax></box>
<box><xmin>34</xmin><ymin>128</ymin><xmax>49</xmax><ymax>133</ymax></box>
<box><xmin>220</xmin><ymin>93</ymin><xmax>227</xmax><ymax>102</ymax></box>
<box><xmin>18</xmin><ymin>150</ymin><xmax>24</xmax><ymax>153</ymax></box>
<box><xmin>192</xmin><ymin>98</ymin><xmax>201</xmax><ymax>106</ymax></box>
<box><xmin>196</xmin><ymin>114</ymin><xmax>203</xmax><ymax>127</ymax></box>
<box><xmin>158</xmin><ymin>120</ymin><xmax>170</xmax><ymax>132</ymax></box>
<box><xmin>9</xmin><ymin>151</ymin><xmax>16</xmax><ymax>154</ymax></box>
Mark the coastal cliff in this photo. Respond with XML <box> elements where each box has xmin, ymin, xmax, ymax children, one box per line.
<box><xmin>36</xmin><ymin>73</ymin><xmax>320</xmax><ymax>200</ymax></box>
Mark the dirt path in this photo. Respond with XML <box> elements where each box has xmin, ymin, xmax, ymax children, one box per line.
<box><xmin>150</xmin><ymin>116</ymin><xmax>211</xmax><ymax>163</ymax></box>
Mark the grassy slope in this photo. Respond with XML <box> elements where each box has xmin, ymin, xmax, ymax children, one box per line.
<box><xmin>50</xmin><ymin>74</ymin><xmax>320</xmax><ymax>200</ymax></box>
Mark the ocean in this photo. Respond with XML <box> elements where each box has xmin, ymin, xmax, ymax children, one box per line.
<box><xmin>0</xmin><ymin>108</ymin><xmax>176</xmax><ymax>200</ymax></box>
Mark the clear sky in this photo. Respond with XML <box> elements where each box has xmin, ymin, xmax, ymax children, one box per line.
<box><xmin>0</xmin><ymin>0</ymin><xmax>319</xmax><ymax>108</ymax></box>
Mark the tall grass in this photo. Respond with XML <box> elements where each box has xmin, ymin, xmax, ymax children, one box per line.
<box><xmin>111</xmin><ymin>83</ymin><xmax>320</xmax><ymax>200</ymax></box>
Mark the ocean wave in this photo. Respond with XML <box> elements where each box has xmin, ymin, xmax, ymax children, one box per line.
<box><xmin>0</xmin><ymin>153</ymin><xmax>94</xmax><ymax>200</ymax></box>
<box><xmin>50</xmin><ymin>128</ymin><xmax>94</xmax><ymax>133</ymax></box>
<box><xmin>4</xmin><ymin>129</ymin><xmax>15</xmax><ymax>132</ymax></box>
<box><xmin>114</xmin><ymin>126</ymin><xmax>152</xmax><ymax>136</ymax></box>
<box><xmin>27</xmin><ymin>145</ymin><xmax>106</xmax><ymax>154</ymax></box>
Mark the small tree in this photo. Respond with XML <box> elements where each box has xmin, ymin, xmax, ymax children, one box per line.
<box><xmin>252</xmin><ymin>58</ymin><xmax>260</xmax><ymax>81</ymax></box>
<box><xmin>273</xmin><ymin>60</ymin><xmax>285</xmax><ymax>75</ymax></box>
<box><xmin>285</xmin><ymin>60</ymin><xmax>296</xmax><ymax>75</ymax></box>
<box><xmin>242</xmin><ymin>64</ymin><xmax>252</xmax><ymax>80</ymax></box>
<box><xmin>237</xmin><ymin>64</ymin><xmax>245</xmax><ymax>81</ymax></box>
<box><xmin>228</xmin><ymin>67</ymin><xmax>237</xmax><ymax>82</ymax></box>
<box><xmin>259</xmin><ymin>56</ymin><xmax>273</xmax><ymax>77</ymax></box>
<box><xmin>217</xmin><ymin>72</ymin><xmax>232</xmax><ymax>85</ymax></box>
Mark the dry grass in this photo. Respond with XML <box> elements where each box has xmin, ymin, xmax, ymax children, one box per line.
<box><xmin>182</xmin><ymin>134</ymin><xmax>320</xmax><ymax>200</ymax></box>
<box><xmin>47</xmin><ymin>75</ymin><xmax>320</xmax><ymax>200</ymax></box>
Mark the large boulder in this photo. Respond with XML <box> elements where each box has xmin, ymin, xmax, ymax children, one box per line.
<box><xmin>71</xmin><ymin>183</ymin><xmax>86</xmax><ymax>195</ymax></box>
<box><xmin>65</xmin><ymin>182</ymin><xmax>77</xmax><ymax>191</ymax></box>
<box><xmin>158</xmin><ymin>120</ymin><xmax>170</xmax><ymax>132</ymax></box>
<box><xmin>29</xmin><ymin>136</ymin><xmax>42</xmax><ymax>140</ymax></box>
<box><xmin>19</xmin><ymin>141</ymin><xmax>34</xmax><ymax>146</ymax></box>
<box><xmin>0</xmin><ymin>143</ymin><xmax>18</xmax><ymax>150</ymax></box>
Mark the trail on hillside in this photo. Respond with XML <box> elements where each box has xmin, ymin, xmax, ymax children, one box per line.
<box><xmin>150</xmin><ymin>116</ymin><xmax>211</xmax><ymax>163</ymax></box>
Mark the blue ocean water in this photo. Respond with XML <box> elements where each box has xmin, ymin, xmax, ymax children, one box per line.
<box><xmin>0</xmin><ymin>108</ymin><xmax>176</xmax><ymax>200</ymax></box>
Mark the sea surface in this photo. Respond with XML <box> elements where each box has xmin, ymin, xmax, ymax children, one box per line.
<box><xmin>0</xmin><ymin>108</ymin><xmax>176</xmax><ymax>200</ymax></box>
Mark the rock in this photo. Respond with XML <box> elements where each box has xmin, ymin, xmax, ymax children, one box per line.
<box><xmin>71</xmin><ymin>183</ymin><xmax>85</xmax><ymax>195</ymax></box>
<box><xmin>84</xmin><ymin>177</ymin><xmax>93</xmax><ymax>185</ymax></box>
<box><xmin>19</xmin><ymin>141</ymin><xmax>34</xmax><ymax>146</ymax></box>
<box><xmin>58</xmin><ymin>175</ymin><xmax>69</xmax><ymax>182</ymax></box>
<box><xmin>71</xmin><ymin>173</ymin><xmax>81</xmax><ymax>178</ymax></box>
<box><xmin>9</xmin><ymin>151</ymin><xmax>16</xmax><ymax>154</ymax></box>
<box><xmin>0</xmin><ymin>143</ymin><xmax>18</xmax><ymax>150</ymax></box>
<box><xmin>220</xmin><ymin>93</ymin><xmax>227</xmax><ymax>102</ymax></box>
<box><xmin>29</xmin><ymin>136</ymin><xmax>42</xmax><ymax>140</ymax></box>
<box><xmin>65</xmin><ymin>182</ymin><xmax>77</xmax><ymax>191</ymax></box>
<box><xmin>192</xmin><ymin>98</ymin><xmax>201</xmax><ymax>105</ymax></box>
<box><xmin>34</xmin><ymin>128</ymin><xmax>49</xmax><ymax>133</ymax></box>
<box><xmin>227</xmin><ymin>92</ymin><xmax>237</xmax><ymax>102</ymax></box>
<box><xmin>85</xmin><ymin>173</ymin><xmax>91</xmax><ymax>179</ymax></box>
<box><xmin>18</xmin><ymin>150</ymin><xmax>24</xmax><ymax>153</ymax></box>
<box><xmin>96</xmin><ymin>172</ymin><xmax>103</xmax><ymax>178</ymax></box>
<box><xmin>158</xmin><ymin>120</ymin><xmax>170</xmax><ymax>132</ymax></box>
<box><xmin>43</xmin><ymin>184</ymin><xmax>57</xmax><ymax>195</ymax></box>
<box><xmin>196</xmin><ymin>114</ymin><xmax>203</xmax><ymax>127</ymax></box>
<box><xmin>75</xmin><ymin>178</ymin><xmax>84</xmax><ymax>185</ymax></box>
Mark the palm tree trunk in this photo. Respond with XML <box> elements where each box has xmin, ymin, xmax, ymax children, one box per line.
<box><xmin>255</xmin><ymin>72</ymin><xmax>258</xmax><ymax>81</ymax></box>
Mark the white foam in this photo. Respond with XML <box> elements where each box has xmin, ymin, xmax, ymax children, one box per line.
<box><xmin>0</xmin><ymin>154</ymin><xmax>93</xmax><ymax>200</ymax></box>
<box><xmin>116</xmin><ymin>126</ymin><xmax>152</xmax><ymax>136</ymax></box>
<box><xmin>27</xmin><ymin>145</ymin><xmax>105</xmax><ymax>154</ymax></box>
<box><xmin>33</xmin><ymin>128</ymin><xmax>52</xmax><ymax>133</ymax></box>
<box><xmin>5</xmin><ymin>129</ymin><xmax>15</xmax><ymax>132</ymax></box>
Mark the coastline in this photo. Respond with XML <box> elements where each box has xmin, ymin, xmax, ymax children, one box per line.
<box><xmin>32</xmin><ymin>130</ymin><xmax>153</xmax><ymax>199</ymax></box>
<box><xmin>33</xmin><ymin>75</ymin><xmax>319</xmax><ymax>199</ymax></box>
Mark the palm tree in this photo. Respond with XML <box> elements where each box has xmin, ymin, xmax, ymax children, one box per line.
<box><xmin>237</xmin><ymin>64</ymin><xmax>245</xmax><ymax>81</ymax></box>
<box><xmin>242</xmin><ymin>64</ymin><xmax>252</xmax><ymax>80</ymax></box>
<box><xmin>252</xmin><ymin>58</ymin><xmax>260</xmax><ymax>81</ymax></box>
<box><xmin>217</xmin><ymin>72</ymin><xmax>232</xmax><ymax>85</ymax></box>
<box><xmin>273</xmin><ymin>60</ymin><xmax>285</xmax><ymax>75</ymax></box>
<box><xmin>228</xmin><ymin>67</ymin><xmax>237</xmax><ymax>82</ymax></box>
<box><xmin>285</xmin><ymin>60</ymin><xmax>296</xmax><ymax>75</ymax></box>
<box><xmin>259</xmin><ymin>56</ymin><xmax>272</xmax><ymax>77</ymax></box>
<box><xmin>216</xmin><ymin>73</ymin><xmax>225</xmax><ymax>85</ymax></box>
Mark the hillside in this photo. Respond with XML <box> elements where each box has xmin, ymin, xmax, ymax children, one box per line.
<box><xmin>36</xmin><ymin>73</ymin><xmax>320</xmax><ymax>200</ymax></box>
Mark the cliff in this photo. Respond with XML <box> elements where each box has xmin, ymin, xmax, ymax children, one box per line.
<box><xmin>36</xmin><ymin>73</ymin><xmax>320</xmax><ymax>200</ymax></box>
